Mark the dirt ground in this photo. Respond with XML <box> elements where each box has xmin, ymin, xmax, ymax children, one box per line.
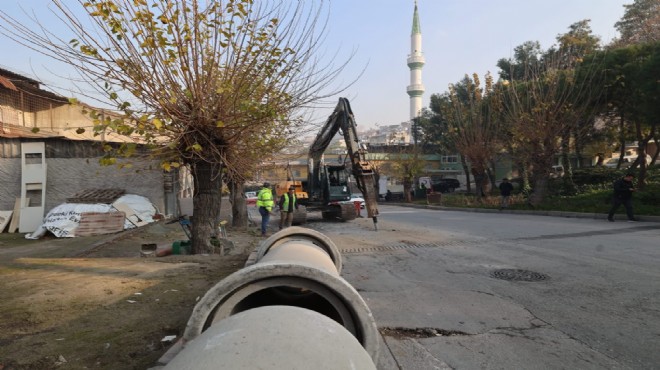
<box><xmin>0</xmin><ymin>219</ymin><xmax>260</xmax><ymax>370</ymax></box>
<box><xmin>0</xmin><ymin>209</ymin><xmax>434</xmax><ymax>370</ymax></box>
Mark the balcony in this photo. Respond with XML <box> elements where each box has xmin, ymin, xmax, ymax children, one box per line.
<box><xmin>407</xmin><ymin>54</ymin><xmax>425</xmax><ymax>68</ymax></box>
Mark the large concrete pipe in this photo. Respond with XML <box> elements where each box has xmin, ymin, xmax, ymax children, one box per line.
<box><xmin>165</xmin><ymin>306</ymin><xmax>376</xmax><ymax>370</ymax></box>
<box><xmin>170</xmin><ymin>227</ymin><xmax>379</xmax><ymax>368</ymax></box>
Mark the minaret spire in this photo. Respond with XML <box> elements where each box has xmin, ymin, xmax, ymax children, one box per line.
<box><xmin>407</xmin><ymin>0</ymin><xmax>425</xmax><ymax>121</ymax></box>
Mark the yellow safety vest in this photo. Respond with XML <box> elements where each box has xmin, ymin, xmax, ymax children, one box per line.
<box><xmin>257</xmin><ymin>187</ymin><xmax>274</xmax><ymax>211</ymax></box>
<box><xmin>282</xmin><ymin>193</ymin><xmax>296</xmax><ymax>211</ymax></box>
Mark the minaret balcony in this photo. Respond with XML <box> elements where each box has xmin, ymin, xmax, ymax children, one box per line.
<box><xmin>407</xmin><ymin>84</ymin><xmax>425</xmax><ymax>96</ymax></box>
<box><xmin>407</xmin><ymin>54</ymin><xmax>426</xmax><ymax>68</ymax></box>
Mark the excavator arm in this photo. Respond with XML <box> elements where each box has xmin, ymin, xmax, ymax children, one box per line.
<box><xmin>308</xmin><ymin>98</ymin><xmax>379</xmax><ymax>228</ymax></box>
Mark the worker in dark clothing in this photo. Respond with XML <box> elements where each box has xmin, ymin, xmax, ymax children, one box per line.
<box><xmin>498</xmin><ymin>178</ymin><xmax>514</xmax><ymax>210</ymax></box>
<box><xmin>607</xmin><ymin>173</ymin><xmax>637</xmax><ymax>222</ymax></box>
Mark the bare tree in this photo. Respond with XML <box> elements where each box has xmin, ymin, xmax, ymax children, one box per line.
<box><xmin>0</xmin><ymin>0</ymin><xmax>351</xmax><ymax>253</ymax></box>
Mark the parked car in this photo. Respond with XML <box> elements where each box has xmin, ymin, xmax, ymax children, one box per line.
<box><xmin>246</xmin><ymin>191</ymin><xmax>257</xmax><ymax>205</ymax></box>
<box><xmin>431</xmin><ymin>178</ymin><xmax>460</xmax><ymax>193</ymax></box>
<box><xmin>350</xmin><ymin>193</ymin><xmax>365</xmax><ymax>209</ymax></box>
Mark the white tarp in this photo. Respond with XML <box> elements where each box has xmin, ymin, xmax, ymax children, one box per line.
<box><xmin>26</xmin><ymin>194</ymin><xmax>157</xmax><ymax>239</ymax></box>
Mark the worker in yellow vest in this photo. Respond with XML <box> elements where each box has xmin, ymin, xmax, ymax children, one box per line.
<box><xmin>256</xmin><ymin>182</ymin><xmax>274</xmax><ymax>237</ymax></box>
<box><xmin>278</xmin><ymin>186</ymin><xmax>298</xmax><ymax>230</ymax></box>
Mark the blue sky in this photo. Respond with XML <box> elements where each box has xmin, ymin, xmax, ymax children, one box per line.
<box><xmin>0</xmin><ymin>0</ymin><xmax>630</xmax><ymax>129</ymax></box>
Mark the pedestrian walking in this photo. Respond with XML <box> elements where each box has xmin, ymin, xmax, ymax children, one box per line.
<box><xmin>607</xmin><ymin>173</ymin><xmax>637</xmax><ymax>222</ymax></box>
<box><xmin>278</xmin><ymin>185</ymin><xmax>298</xmax><ymax>230</ymax></box>
<box><xmin>498</xmin><ymin>178</ymin><xmax>514</xmax><ymax>210</ymax></box>
<box><xmin>257</xmin><ymin>182</ymin><xmax>274</xmax><ymax>236</ymax></box>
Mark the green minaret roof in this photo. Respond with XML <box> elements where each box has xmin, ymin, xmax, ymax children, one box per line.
<box><xmin>411</xmin><ymin>1</ymin><xmax>421</xmax><ymax>35</ymax></box>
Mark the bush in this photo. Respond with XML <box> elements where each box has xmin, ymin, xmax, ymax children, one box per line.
<box><xmin>572</xmin><ymin>167</ymin><xmax>622</xmax><ymax>187</ymax></box>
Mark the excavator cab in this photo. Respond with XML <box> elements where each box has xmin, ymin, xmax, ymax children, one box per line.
<box><xmin>324</xmin><ymin>165</ymin><xmax>351</xmax><ymax>203</ymax></box>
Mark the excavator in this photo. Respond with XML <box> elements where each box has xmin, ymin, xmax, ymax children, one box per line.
<box><xmin>302</xmin><ymin>97</ymin><xmax>379</xmax><ymax>229</ymax></box>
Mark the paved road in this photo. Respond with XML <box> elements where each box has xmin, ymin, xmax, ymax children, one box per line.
<box><xmin>335</xmin><ymin>205</ymin><xmax>660</xmax><ymax>369</ymax></box>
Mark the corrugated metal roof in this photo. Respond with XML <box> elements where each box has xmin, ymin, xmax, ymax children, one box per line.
<box><xmin>0</xmin><ymin>75</ymin><xmax>17</xmax><ymax>91</ymax></box>
<box><xmin>0</xmin><ymin>123</ymin><xmax>144</xmax><ymax>144</ymax></box>
<box><xmin>60</xmin><ymin>127</ymin><xmax>141</xmax><ymax>143</ymax></box>
<box><xmin>0</xmin><ymin>123</ymin><xmax>62</xmax><ymax>139</ymax></box>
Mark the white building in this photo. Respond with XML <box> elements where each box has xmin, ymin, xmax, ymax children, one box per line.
<box><xmin>406</xmin><ymin>1</ymin><xmax>425</xmax><ymax>121</ymax></box>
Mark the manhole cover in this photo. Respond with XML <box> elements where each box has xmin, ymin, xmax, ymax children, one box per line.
<box><xmin>490</xmin><ymin>269</ymin><xmax>549</xmax><ymax>282</ymax></box>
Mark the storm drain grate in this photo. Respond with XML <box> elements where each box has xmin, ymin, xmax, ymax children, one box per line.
<box><xmin>380</xmin><ymin>327</ymin><xmax>469</xmax><ymax>339</ymax></box>
<box><xmin>490</xmin><ymin>269</ymin><xmax>549</xmax><ymax>282</ymax></box>
<box><xmin>342</xmin><ymin>240</ymin><xmax>467</xmax><ymax>254</ymax></box>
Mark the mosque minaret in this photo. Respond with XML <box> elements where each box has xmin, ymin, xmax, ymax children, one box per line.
<box><xmin>406</xmin><ymin>0</ymin><xmax>425</xmax><ymax>121</ymax></box>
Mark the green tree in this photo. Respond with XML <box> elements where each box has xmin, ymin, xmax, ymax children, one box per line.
<box><xmin>420</xmin><ymin>95</ymin><xmax>475</xmax><ymax>192</ymax></box>
<box><xmin>0</xmin><ymin>1</ymin><xmax>348</xmax><ymax>253</ymax></box>
<box><xmin>584</xmin><ymin>42</ymin><xmax>660</xmax><ymax>186</ymax></box>
<box><xmin>497</xmin><ymin>41</ymin><xmax>543</xmax><ymax>81</ymax></box>
<box><xmin>548</xmin><ymin>20</ymin><xmax>602</xmax><ymax>189</ymax></box>
<box><xmin>380</xmin><ymin>143</ymin><xmax>426</xmax><ymax>203</ymax></box>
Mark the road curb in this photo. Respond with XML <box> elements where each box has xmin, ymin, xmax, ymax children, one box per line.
<box><xmin>390</xmin><ymin>203</ymin><xmax>660</xmax><ymax>223</ymax></box>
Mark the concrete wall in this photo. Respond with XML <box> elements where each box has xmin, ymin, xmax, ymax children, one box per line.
<box><xmin>0</xmin><ymin>157</ymin><xmax>165</xmax><ymax>215</ymax></box>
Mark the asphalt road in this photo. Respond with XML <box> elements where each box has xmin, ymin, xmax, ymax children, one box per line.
<box><xmin>336</xmin><ymin>205</ymin><xmax>660</xmax><ymax>370</ymax></box>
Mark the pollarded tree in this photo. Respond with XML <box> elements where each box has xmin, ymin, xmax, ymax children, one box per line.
<box><xmin>0</xmin><ymin>1</ymin><xmax>349</xmax><ymax>253</ymax></box>
<box><xmin>500</xmin><ymin>55</ymin><xmax>603</xmax><ymax>206</ymax></box>
<box><xmin>443</xmin><ymin>73</ymin><xmax>503</xmax><ymax>201</ymax></box>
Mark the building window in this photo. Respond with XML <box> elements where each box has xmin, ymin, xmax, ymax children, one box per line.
<box><xmin>441</xmin><ymin>155</ymin><xmax>458</xmax><ymax>163</ymax></box>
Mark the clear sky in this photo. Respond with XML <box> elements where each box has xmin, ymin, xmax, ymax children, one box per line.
<box><xmin>0</xmin><ymin>0</ymin><xmax>631</xmax><ymax>130</ymax></box>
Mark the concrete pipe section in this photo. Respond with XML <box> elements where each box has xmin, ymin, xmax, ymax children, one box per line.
<box><xmin>165</xmin><ymin>306</ymin><xmax>376</xmax><ymax>370</ymax></box>
<box><xmin>173</xmin><ymin>227</ymin><xmax>379</xmax><ymax>368</ymax></box>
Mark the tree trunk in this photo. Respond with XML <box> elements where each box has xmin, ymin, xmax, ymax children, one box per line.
<box><xmin>528</xmin><ymin>145</ymin><xmax>555</xmax><ymax>206</ymax></box>
<box><xmin>520</xmin><ymin>164</ymin><xmax>531</xmax><ymax>196</ymax></box>
<box><xmin>574</xmin><ymin>127</ymin><xmax>584</xmax><ymax>169</ymax></box>
<box><xmin>191</xmin><ymin>160</ymin><xmax>223</xmax><ymax>254</ymax></box>
<box><xmin>229</xmin><ymin>180</ymin><xmax>248</xmax><ymax>229</ymax></box>
<box><xmin>651</xmin><ymin>133</ymin><xmax>659</xmax><ymax>166</ymax></box>
<box><xmin>617</xmin><ymin>111</ymin><xmax>626</xmax><ymax>168</ymax></box>
<box><xmin>528</xmin><ymin>175</ymin><xmax>549</xmax><ymax>207</ymax></box>
<box><xmin>472</xmin><ymin>168</ymin><xmax>486</xmax><ymax>203</ymax></box>
<box><xmin>460</xmin><ymin>157</ymin><xmax>471</xmax><ymax>193</ymax></box>
<box><xmin>487</xmin><ymin>160</ymin><xmax>497</xmax><ymax>191</ymax></box>
<box><xmin>633</xmin><ymin>122</ymin><xmax>653</xmax><ymax>190</ymax></box>
<box><xmin>403</xmin><ymin>176</ymin><xmax>413</xmax><ymax>203</ymax></box>
<box><xmin>561</xmin><ymin>131</ymin><xmax>576</xmax><ymax>192</ymax></box>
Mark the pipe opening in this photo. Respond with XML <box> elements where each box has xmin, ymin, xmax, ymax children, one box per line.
<box><xmin>204</xmin><ymin>277</ymin><xmax>362</xmax><ymax>343</ymax></box>
<box><xmin>233</xmin><ymin>287</ymin><xmax>344</xmax><ymax>323</ymax></box>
